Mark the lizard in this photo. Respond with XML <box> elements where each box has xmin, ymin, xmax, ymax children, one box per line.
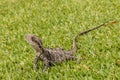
<box><xmin>24</xmin><ymin>20</ymin><xmax>117</xmax><ymax>71</ymax></box>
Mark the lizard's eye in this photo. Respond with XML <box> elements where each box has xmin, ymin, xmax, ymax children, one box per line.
<box><xmin>31</xmin><ymin>36</ymin><xmax>35</xmax><ymax>41</ymax></box>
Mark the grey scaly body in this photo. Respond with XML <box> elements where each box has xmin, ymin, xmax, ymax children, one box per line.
<box><xmin>24</xmin><ymin>20</ymin><xmax>117</xmax><ymax>71</ymax></box>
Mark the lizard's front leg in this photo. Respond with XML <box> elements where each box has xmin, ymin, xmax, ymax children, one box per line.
<box><xmin>43</xmin><ymin>58</ymin><xmax>49</xmax><ymax>71</ymax></box>
<box><xmin>33</xmin><ymin>56</ymin><xmax>39</xmax><ymax>70</ymax></box>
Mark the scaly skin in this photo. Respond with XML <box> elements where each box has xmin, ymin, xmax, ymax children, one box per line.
<box><xmin>24</xmin><ymin>20</ymin><xmax>117</xmax><ymax>71</ymax></box>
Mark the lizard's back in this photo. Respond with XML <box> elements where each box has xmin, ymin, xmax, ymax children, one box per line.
<box><xmin>44</xmin><ymin>48</ymin><xmax>68</xmax><ymax>63</ymax></box>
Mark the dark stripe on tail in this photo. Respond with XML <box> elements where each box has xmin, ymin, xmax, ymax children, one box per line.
<box><xmin>70</xmin><ymin>20</ymin><xmax>118</xmax><ymax>54</ymax></box>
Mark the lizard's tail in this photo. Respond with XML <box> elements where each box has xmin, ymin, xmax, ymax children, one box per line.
<box><xmin>69</xmin><ymin>20</ymin><xmax>118</xmax><ymax>54</ymax></box>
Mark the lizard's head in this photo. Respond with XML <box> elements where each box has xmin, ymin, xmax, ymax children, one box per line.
<box><xmin>24</xmin><ymin>34</ymin><xmax>43</xmax><ymax>51</ymax></box>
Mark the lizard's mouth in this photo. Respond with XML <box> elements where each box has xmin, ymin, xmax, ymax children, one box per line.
<box><xmin>24</xmin><ymin>34</ymin><xmax>34</xmax><ymax>43</ymax></box>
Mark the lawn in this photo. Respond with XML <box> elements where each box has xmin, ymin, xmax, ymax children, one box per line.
<box><xmin>0</xmin><ymin>0</ymin><xmax>120</xmax><ymax>80</ymax></box>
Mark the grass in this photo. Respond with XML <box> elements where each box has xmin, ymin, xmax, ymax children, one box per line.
<box><xmin>0</xmin><ymin>0</ymin><xmax>120</xmax><ymax>80</ymax></box>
